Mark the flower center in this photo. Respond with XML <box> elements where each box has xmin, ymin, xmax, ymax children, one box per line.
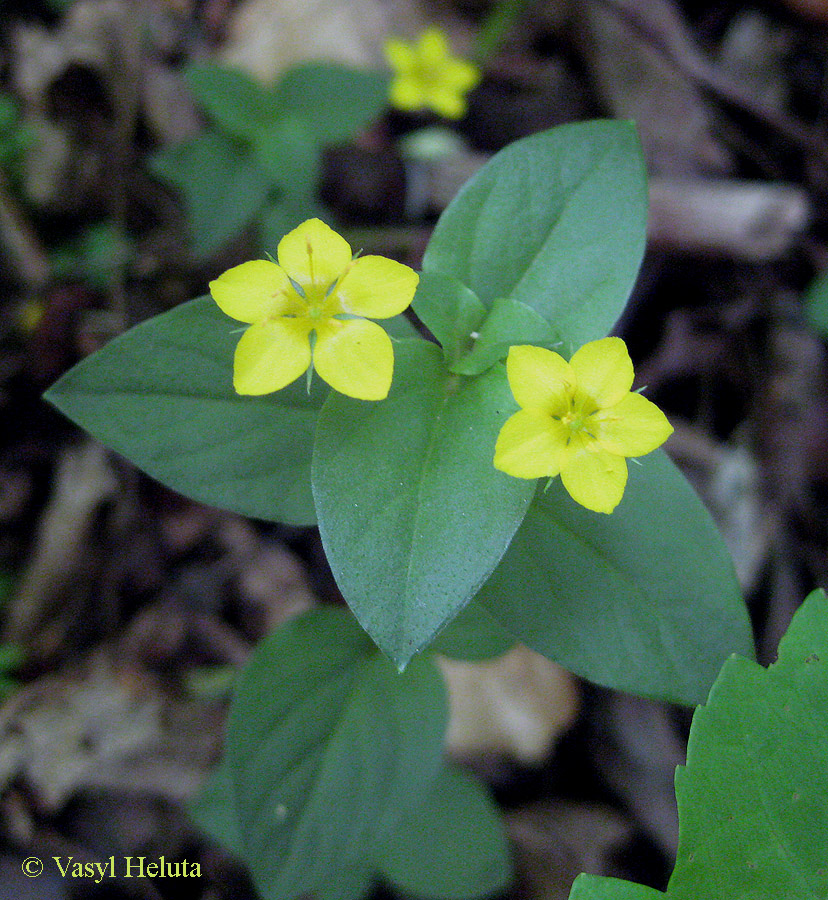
<box><xmin>561</xmin><ymin>410</ymin><xmax>583</xmax><ymax>432</ymax></box>
<box><xmin>414</xmin><ymin>60</ymin><xmax>443</xmax><ymax>88</ymax></box>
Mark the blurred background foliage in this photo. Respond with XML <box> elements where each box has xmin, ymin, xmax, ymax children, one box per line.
<box><xmin>2</xmin><ymin>0</ymin><xmax>828</xmax><ymax>898</ymax></box>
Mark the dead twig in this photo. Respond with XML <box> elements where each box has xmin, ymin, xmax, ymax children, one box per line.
<box><xmin>593</xmin><ymin>0</ymin><xmax>828</xmax><ymax>172</ymax></box>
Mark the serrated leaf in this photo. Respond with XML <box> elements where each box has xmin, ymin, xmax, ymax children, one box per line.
<box><xmin>45</xmin><ymin>297</ymin><xmax>325</xmax><ymax>525</ymax></box>
<box><xmin>184</xmin><ymin>63</ymin><xmax>276</xmax><ymax>140</ymax></box>
<box><xmin>312</xmin><ymin>340</ymin><xmax>535</xmax><ymax>667</ymax></box>
<box><xmin>276</xmin><ymin>63</ymin><xmax>390</xmax><ymax>144</ymax></box>
<box><xmin>422</xmin><ymin>120</ymin><xmax>648</xmax><ymax>346</ymax></box>
<box><xmin>568</xmin><ymin>589</ymin><xmax>828</xmax><ymax>900</ymax></box>
<box><xmin>149</xmin><ymin>131</ymin><xmax>271</xmax><ymax>259</ymax></box>
<box><xmin>227</xmin><ymin>608</ymin><xmax>448</xmax><ymax>900</ymax></box>
<box><xmin>668</xmin><ymin>589</ymin><xmax>828</xmax><ymax>898</ymax></box>
<box><xmin>479</xmin><ymin>450</ymin><xmax>753</xmax><ymax>705</ymax></box>
<box><xmin>376</xmin><ymin>763</ymin><xmax>513</xmax><ymax>900</ymax></box>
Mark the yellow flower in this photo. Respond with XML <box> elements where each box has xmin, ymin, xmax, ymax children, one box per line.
<box><xmin>209</xmin><ymin>219</ymin><xmax>419</xmax><ymax>401</ymax></box>
<box><xmin>494</xmin><ymin>338</ymin><xmax>674</xmax><ymax>514</ymax></box>
<box><xmin>384</xmin><ymin>27</ymin><xmax>481</xmax><ymax>120</ymax></box>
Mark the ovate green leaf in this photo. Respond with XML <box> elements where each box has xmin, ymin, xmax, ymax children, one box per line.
<box><xmin>804</xmin><ymin>269</ymin><xmax>828</xmax><ymax>339</ymax></box>
<box><xmin>312</xmin><ymin>340</ymin><xmax>535</xmax><ymax>668</ymax></box>
<box><xmin>376</xmin><ymin>763</ymin><xmax>513</xmax><ymax>900</ymax></box>
<box><xmin>276</xmin><ymin>63</ymin><xmax>390</xmax><ymax>144</ymax></box>
<box><xmin>668</xmin><ymin>589</ymin><xmax>828</xmax><ymax>898</ymax></box>
<box><xmin>422</xmin><ymin>120</ymin><xmax>648</xmax><ymax>346</ymax></box>
<box><xmin>227</xmin><ymin>608</ymin><xmax>448</xmax><ymax>900</ymax></box>
<box><xmin>189</xmin><ymin>761</ymin><xmax>243</xmax><ymax>856</ymax></box>
<box><xmin>450</xmin><ymin>297</ymin><xmax>560</xmax><ymax>376</ymax></box>
<box><xmin>479</xmin><ymin>451</ymin><xmax>753</xmax><ymax>705</ymax></box>
<box><xmin>184</xmin><ymin>63</ymin><xmax>276</xmax><ymax>140</ymax></box>
<box><xmin>428</xmin><ymin>601</ymin><xmax>515</xmax><ymax>662</ymax></box>
<box><xmin>149</xmin><ymin>131</ymin><xmax>271</xmax><ymax>259</ymax></box>
<box><xmin>251</xmin><ymin>117</ymin><xmax>322</xmax><ymax>196</ymax></box>
<box><xmin>570</xmin><ymin>876</ymin><xmax>663</xmax><ymax>900</ymax></box>
<box><xmin>45</xmin><ymin>297</ymin><xmax>325</xmax><ymax>525</ymax></box>
<box><xmin>411</xmin><ymin>270</ymin><xmax>486</xmax><ymax>366</ymax></box>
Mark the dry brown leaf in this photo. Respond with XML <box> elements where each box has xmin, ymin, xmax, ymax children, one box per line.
<box><xmin>508</xmin><ymin>801</ymin><xmax>633</xmax><ymax>900</ymax></box>
<box><xmin>573</xmin><ymin>0</ymin><xmax>730</xmax><ymax>176</ymax></box>
<box><xmin>438</xmin><ymin>645</ymin><xmax>579</xmax><ymax>766</ymax></box>
<box><xmin>219</xmin><ymin>0</ymin><xmax>424</xmax><ymax>82</ymax></box>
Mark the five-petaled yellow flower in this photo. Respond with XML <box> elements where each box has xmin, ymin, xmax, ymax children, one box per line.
<box><xmin>209</xmin><ymin>219</ymin><xmax>419</xmax><ymax>401</ymax></box>
<box><xmin>384</xmin><ymin>27</ymin><xmax>481</xmax><ymax>120</ymax></box>
<box><xmin>494</xmin><ymin>338</ymin><xmax>673</xmax><ymax>514</ymax></box>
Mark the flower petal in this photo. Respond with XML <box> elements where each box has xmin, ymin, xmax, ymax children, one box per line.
<box><xmin>389</xmin><ymin>75</ymin><xmax>426</xmax><ymax>111</ymax></box>
<box><xmin>384</xmin><ymin>38</ymin><xmax>416</xmax><ymax>72</ymax></box>
<box><xmin>277</xmin><ymin>218</ymin><xmax>352</xmax><ymax>290</ymax></box>
<box><xmin>313</xmin><ymin>317</ymin><xmax>394</xmax><ymax>400</ymax></box>
<box><xmin>209</xmin><ymin>260</ymin><xmax>295</xmax><ymax>323</ymax></box>
<box><xmin>493</xmin><ymin>409</ymin><xmax>567</xmax><ymax>479</ymax></box>
<box><xmin>426</xmin><ymin>86</ymin><xmax>466</xmax><ymax>119</ymax></box>
<box><xmin>335</xmin><ymin>256</ymin><xmax>419</xmax><ymax>318</ymax></box>
<box><xmin>418</xmin><ymin>27</ymin><xmax>450</xmax><ymax>63</ymax></box>
<box><xmin>441</xmin><ymin>58</ymin><xmax>481</xmax><ymax>91</ymax></box>
<box><xmin>570</xmin><ymin>336</ymin><xmax>634</xmax><ymax>409</ymax></box>
<box><xmin>506</xmin><ymin>345</ymin><xmax>574</xmax><ymax>415</ymax></box>
<box><xmin>233</xmin><ymin>319</ymin><xmax>311</xmax><ymax>395</ymax></box>
<box><xmin>590</xmin><ymin>392</ymin><xmax>673</xmax><ymax>457</ymax></box>
<box><xmin>560</xmin><ymin>433</ymin><xmax>627</xmax><ymax>514</ymax></box>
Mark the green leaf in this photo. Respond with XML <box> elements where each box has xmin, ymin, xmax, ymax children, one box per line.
<box><xmin>149</xmin><ymin>131</ymin><xmax>271</xmax><ymax>259</ymax></box>
<box><xmin>668</xmin><ymin>588</ymin><xmax>828</xmax><ymax>898</ymax></box>
<box><xmin>317</xmin><ymin>866</ymin><xmax>375</xmax><ymax>900</ymax></box>
<box><xmin>383</xmin><ymin>313</ymin><xmax>421</xmax><ymax>341</ymax></box>
<box><xmin>422</xmin><ymin>120</ymin><xmax>648</xmax><ymax>346</ymax></box>
<box><xmin>479</xmin><ymin>450</ymin><xmax>753</xmax><ymax>705</ymax></box>
<box><xmin>189</xmin><ymin>761</ymin><xmax>243</xmax><ymax>856</ymax></box>
<box><xmin>45</xmin><ymin>297</ymin><xmax>325</xmax><ymax>525</ymax></box>
<box><xmin>451</xmin><ymin>297</ymin><xmax>560</xmax><ymax>376</ymax></box>
<box><xmin>428</xmin><ymin>601</ymin><xmax>515</xmax><ymax>662</ymax></box>
<box><xmin>276</xmin><ymin>63</ymin><xmax>390</xmax><ymax>144</ymax></box>
<box><xmin>251</xmin><ymin>116</ymin><xmax>322</xmax><ymax>194</ymax></box>
<box><xmin>804</xmin><ymin>269</ymin><xmax>828</xmax><ymax>338</ymax></box>
<box><xmin>258</xmin><ymin>194</ymin><xmax>329</xmax><ymax>253</ymax></box>
<box><xmin>50</xmin><ymin>221</ymin><xmax>132</xmax><ymax>290</ymax></box>
<box><xmin>411</xmin><ymin>271</ymin><xmax>486</xmax><ymax>367</ymax></box>
<box><xmin>227</xmin><ymin>607</ymin><xmax>448</xmax><ymax>900</ymax></box>
<box><xmin>570</xmin><ymin>876</ymin><xmax>663</xmax><ymax>900</ymax></box>
<box><xmin>0</xmin><ymin>643</ymin><xmax>23</xmax><ymax>672</ymax></box>
<box><xmin>184</xmin><ymin>63</ymin><xmax>276</xmax><ymax>140</ymax></box>
<box><xmin>568</xmin><ymin>589</ymin><xmax>828</xmax><ymax>900</ymax></box>
<box><xmin>376</xmin><ymin>763</ymin><xmax>513</xmax><ymax>900</ymax></box>
<box><xmin>312</xmin><ymin>340</ymin><xmax>535</xmax><ymax>668</ymax></box>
